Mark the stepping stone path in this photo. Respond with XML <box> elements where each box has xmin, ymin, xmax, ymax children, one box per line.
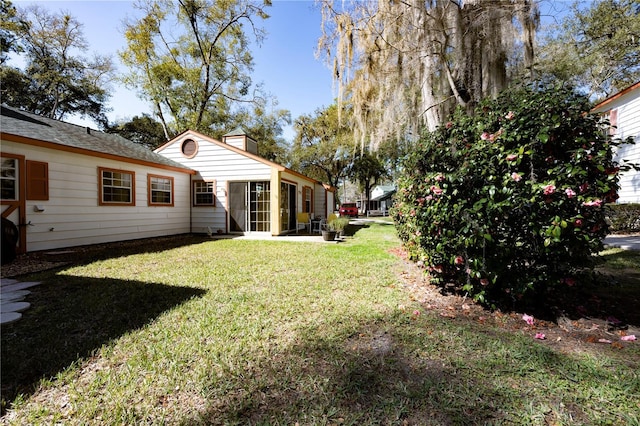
<box><xmin>1</xmin><ymin>278</ymin><xmax>41</xmax><ymax>325</ymax></box>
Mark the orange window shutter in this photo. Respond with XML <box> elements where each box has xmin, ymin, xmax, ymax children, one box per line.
<box><xmin>26</xmin><ymin>160</ymin><xmax>49</xmax><ymax>200</ymax></box>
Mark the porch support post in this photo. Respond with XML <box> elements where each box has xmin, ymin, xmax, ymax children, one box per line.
<box><xmin>270</xmin><ymin>168</ymin><xmax>281</xmax><ymax>236</ymax></box>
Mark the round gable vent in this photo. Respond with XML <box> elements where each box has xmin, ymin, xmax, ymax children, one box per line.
<box><xmin>181</xmin><ymin>139</ymin><xmax>198</xmax><ymax>158</ymax></box>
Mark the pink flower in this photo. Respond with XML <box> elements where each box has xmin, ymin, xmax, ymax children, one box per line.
<box><xmin>413</xmin><ymin>309</ymin><xmax>421</xmax><ymax>316</ymax></box>
<box><xmin>415</xmin><ymin>230</ymin><xmax>422</xmax><ymax>237</ymax></box>
<box><xmin>583</xmin><ymin>199</ymin><xmax>603</xmax><ymax>207</ymax></box>
<box><xmin>505</xmin><ymin>111</ymin><xmax>515</xmax><ymax>120</ymax></box>
<box><xmin>454</xmin><ymin>256</ymin><xmax>464</xmax><ymax>265</ymax></box>
<box><xmin>579</xmin><ymin>183</ymin><xmax>589</xmax><ymax>193</ymax></box>
<box><xmin>506</xmin><ymin>154</ymin><xmax>518</xmax><ymax>161</ymax></box>
<box><xmin>511</xmin><ymin>172</ymin><xmax>522</xmax><ymax>182</ymax></box>
<box><xmin>522</xmin><ymin>314</ymin><xmax>534</xmax><ymax>325</ymax></box>
<box><xmin>480</xmin><ymin>278</ymin><xmax>489</xmax><ymax>286</ymax></box>
<box><xmin>430</xmin><ymin>185</ymin><xmax>443</xmax><ymax>195</ymax></box>
<box><xmin>621</xmin><ymin>335</ymin><xmax>637</xmax><ymax>341</ymax></box>
<box><xmin>574</xmin><ymin>219</ymin><xmax>583</xmax><ymax>227</ymax></box>
<box><xmin>565</xmin><ymin>188</ymin><xmax>576</xmax><ymax>198</ymax></box>
<box><xmin>481</xmin><ymin>132</ymin><xmax>490</xmax><ymax>141</ymax></box>
<box><xmin>425</xmin><ymin>195</ymin><xmax>433</xmax><ymax>201</ymax></box>
<box><xmin>445</xmin><ymin>121</ymin><xmax>453</xmax><ymax>129</ymax></box>
<box><xmin>543</xmin><ymin>184</ymin><xmax>556</xmax><ymax>195</ymax></box>
<box><xmin>435</xmin><ymin>174</ymin><xmax>445</xmax><ymax>182</ymax></box>
<box><xmin>535</xmin><ymin>333</ymin><xmax>546</xmax><ymax>340</ymax></box>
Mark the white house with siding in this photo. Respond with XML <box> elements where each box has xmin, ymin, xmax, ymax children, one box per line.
<box><xmin>592</xmin><ymin>81</ymin><xmax>640</xmax><ymax>204</ymax></box>
<box><xmin>1</xmin><ymin>105</ymin><xmax>195</xmax><ymax>254</ymax></box>
<box><xmin>1</xmin><ymin>105</ymin><xmax>335</xmax><ymax>256</ymax></box>
<box><xmin>154</xmin><ymin>128</ymin><xmax>335</xmax><ymax>236</ymax></box>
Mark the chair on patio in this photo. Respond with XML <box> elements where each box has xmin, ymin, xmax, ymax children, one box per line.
<box><xmin>296</xmin><ymin>212</ymin><xmax>311</xmax><ymax>234</ymax></box>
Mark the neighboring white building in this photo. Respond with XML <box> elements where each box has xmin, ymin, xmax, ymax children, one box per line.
<box><xmin>1</xmin><ymin>106</ymin><xmax>334</xmax><ymax>255</ymax></box>
<box><xmin>592</xmin><ymin>81</ymin><xmax>640</xmax><ymax>204</ymax></box>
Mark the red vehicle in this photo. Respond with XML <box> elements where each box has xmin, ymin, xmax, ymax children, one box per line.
<box><xmin>339</xmin><ymin>203</ymin><xmax>358</xmax><ymax>218</ymax></box>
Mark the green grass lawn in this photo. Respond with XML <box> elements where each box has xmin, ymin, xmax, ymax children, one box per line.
<box><xmin>2</xmin><ymin>223</ymin><xmax>639</xmax><ymax>425</ymax></box>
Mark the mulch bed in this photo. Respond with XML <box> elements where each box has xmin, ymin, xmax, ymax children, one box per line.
<box><xmin>389</xmin><ymin>246</ymin><xmax>640</xmax><ymax>360</ymax></box>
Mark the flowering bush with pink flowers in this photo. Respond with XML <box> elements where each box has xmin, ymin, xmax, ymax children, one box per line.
<box><xmin>391</xmin><ymin>85</ymin><xmax>635</xmax><ymax>308</ymax></box>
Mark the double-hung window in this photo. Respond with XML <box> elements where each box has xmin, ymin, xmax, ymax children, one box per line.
<box><xmin>1</xmin><ymin>157</ymin><xmax>18</xmax><ymax>201</ymax></box>
<box><xmin>148</xmin><ymin>174</ymin><xmax>174</xmax><ymax>206</ymax></box>
<box><xmin>193</xmin><ymin>180</ymin><xmax>215</xmax><ymax>206</ymax></box>
<box><xmin>99</xmin><ymin>167</ymin><xmax>135</xmax><ymax>205</ymax></box>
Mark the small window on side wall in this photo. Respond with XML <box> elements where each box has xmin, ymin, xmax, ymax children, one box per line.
<box><xmin>0</xmin><ymin>157</ymin><xmax>18</xmax><ymax>201</ymax></box>
<box><xmin>193</xmin><ymin>180</ymin><xmax>215</xmax><ymax>206</ymax></box>
<box><xmin>99</xmin><ymin>167</ymin><xmax>135</xmax><ymax>206</ymax></box>
<box><xmin>148</xmin><ymin>174</ymin><xmax>174</xmax><ymax>206</ymax></box>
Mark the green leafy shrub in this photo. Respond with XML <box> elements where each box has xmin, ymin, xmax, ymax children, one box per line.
<box><xmin>391</xmin><ymin>84</ymin><xmax>633</xmax><ymax>308</ymax></box>
<box><xmin>607</xmin><ymin>203</ymin><xmax>640</xmax><ymax>233</ymax></box>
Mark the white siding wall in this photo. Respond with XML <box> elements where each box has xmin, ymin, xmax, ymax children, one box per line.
<box><xmin>606</xmin><ymin>90</ymin><xmax>640</xmax><ymax>203</ymax></box>
<box><xmin>2</xmin><ymin>141</ymin><xmax>192</xmax><ymax>252</ymax></box>
<box><xmin>157</xmin><ymin>136</ymin><xmax>272</xmax><ymax>234</ymax></box>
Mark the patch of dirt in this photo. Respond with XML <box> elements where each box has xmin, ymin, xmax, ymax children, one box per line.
<box><xmin>389</xmin><ymin>246</ymin><xmax>640</xmax><ymax>360</ymax></box>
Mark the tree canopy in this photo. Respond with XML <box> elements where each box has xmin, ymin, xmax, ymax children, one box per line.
<box><xmin>347</xmin><ymin>149</ymin><xmax>388</xmax><ymax>213</ymax></box>
<box><xmin>106</xmin><ymin>114</ymin><xmax>167</xmax><ymax>149</ymax></box>
<box><xmin>537</xmin><ymin>0</ymin><xmax>640</xmax><ymax>100</ymax></box>
<box><xmin>120</xmin><ymin>0</ymin><xmax>272</xmax><ymax>139</ymax></box>
<box><xmin>0</xmin><ymin>0</ymin><xmax>27</xmax><ymax>65</ymax></box>
<box><xmin>291</xmin><ymin>103</ymin><xmax>355</xmax><ymax>200</ymax></box>
<box><xmin>318</xmin><ymin>0</ymin><xmax>539</xmax><ymax>148</ymax></box>
<box><xmin>0</xmin><ymin>4</ymin><xmax>115</xmax><ymax>126</ymax></box>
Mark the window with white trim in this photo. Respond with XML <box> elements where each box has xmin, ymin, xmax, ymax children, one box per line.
<box><xmin>148</xmin><ymin>174</ymin><xmax>173</xmax><ymax>206</ymax></box>
<box><xmin>193</xmin><ymin>180</ymin><xmax>215</xmax><ymax>206</ymax></box>
<box><xmin>0</xmin><ymin>157</ymin><xmax>18</xmax><ymax>200</ymax></box>
<box><xmin>99</xmin><ymin>167</ymin><xmax>134</xmax><ymax>205</ymax></box>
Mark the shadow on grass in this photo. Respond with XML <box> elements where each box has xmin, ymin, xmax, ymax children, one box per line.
<box><xmin>46</xmin><ymin>234</ymin><xmax>212</xmax><ymax>267</ymax></box>
<box><xmin>1</xmin><ymin>234</ymin><xmax>212</xmax><ymax>279</ymax></box>
<box><xmin>0</xmin><ymin>274</ymin><xmax>206</xmax><ymax>412</ymax></box>
<box><xmin>188</xmin><ymin>313</ymin><xmax>632</xmax><ymax>425</ymax></box>
<box><xmin>518</xmin><ymin>249</ymin><xmax>640</xmax><ymax>326</ymax></box>
<box><xmin>343</xmin><ymin>223</ymin><xmax>370</xmax><ymax>237</ymax></box>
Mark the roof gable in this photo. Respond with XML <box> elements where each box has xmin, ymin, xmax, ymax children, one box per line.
<box><xmin>1</xmin><ymin>105</ymin><xmax>193</xmax><ymax>173</ymax></box>
<box><xmin>156</xmin><ymin>129</ymin><xmax>322</xmax><ymax>185</ymax></box>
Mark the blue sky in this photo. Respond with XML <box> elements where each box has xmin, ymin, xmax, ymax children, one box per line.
<box><xmin>14</xmin><ymin>0</ymin><xmax>336</xmax><ymax>141</ymax></box>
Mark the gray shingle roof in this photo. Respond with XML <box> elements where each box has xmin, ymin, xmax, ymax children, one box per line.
<box><xmin>0</xmin><ymin>105</ymin><xmax>192</xmax><ymax>172</ymax></box>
